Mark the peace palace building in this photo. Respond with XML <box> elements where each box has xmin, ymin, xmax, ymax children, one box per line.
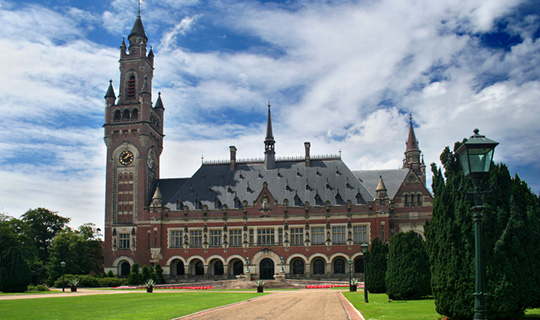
<box><xmin>103</xmin><ymin>13</ymin><xmax>433</xmax><ymax>281</ymax></box>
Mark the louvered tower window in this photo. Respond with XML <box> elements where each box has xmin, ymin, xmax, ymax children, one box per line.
<box><xmin>127</xmin><ymin>75</ymin><xmax>136</xmax><ymax>99</ymax></box>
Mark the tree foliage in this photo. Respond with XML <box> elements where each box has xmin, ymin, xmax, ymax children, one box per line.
<box><xmin>425</xmin><ymin>144</ymin><xmax>540</xmax><ymax>319</ymax></box>
<box><xmin>0</xmin><ymin>246</ymin><xmax>31</xmax><ymax>292</ymax></box>
<box><xmin>385</xmin><ymin>231</ymin><xmax>431</xmax><ymax>300</ymax></box>
<box><xmin>365</xmin><ymin>238</ymin><xmax>388</xmax><ymax>293</ymax></box>
<box><xmin>154</xmin><ymin>264</ymin><xmax>165</xmax><ymax>284</ymax></box>
<box><xmin>128</xmin><ymin>263</ymin><xmax>141</xmax><ymax>285</ymax></box>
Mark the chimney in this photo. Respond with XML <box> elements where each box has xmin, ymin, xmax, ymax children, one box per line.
<box><xmin>229</xmin><ymin>146</ymin><xmax>237</xmax><ymax>170</ymax></box>
<box><xmin>304</xmin><ymin>142</ymin><xmax>311</xmax><ymax>167</ymax></box>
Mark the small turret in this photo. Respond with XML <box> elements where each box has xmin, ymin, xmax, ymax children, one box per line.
<box><xmin>376</xmin><ymin>175</ymin><xmax>388</xmax><ymax>201</ymax></box>
<box><xmin>105</xmin><ymin>80</ymin><xmax>116</xmax><ymax>105</ymax></box>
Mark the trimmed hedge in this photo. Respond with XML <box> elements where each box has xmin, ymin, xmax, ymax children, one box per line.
<box><xmin>53</xmin><ymin>274</ymin><xmax>127</xmax><ymax>288</ymax></box>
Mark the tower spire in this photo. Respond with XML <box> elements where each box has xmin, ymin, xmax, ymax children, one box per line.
<box><xmin>264</xmin><ymin>101</ymin><xmax>276</xmax><ymax>170</ymax></box>
<box><xmin>405</xmin><ymin>113</ymin><xmax>419</xmax><ymax>152</ymax></box>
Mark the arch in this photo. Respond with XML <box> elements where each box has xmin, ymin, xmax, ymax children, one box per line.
<box><xmin>166</xmin><ymin>255</ymin><xmax>187</xmax><ymax>267</ymax></box>
<box><xmin>291</xmin><ymin>258</ymin><xmax>305</xmax><ymax>275</ymax></box>
<box><xmin>333</xmin><ymin>257</ymin><xmax>346</xmax><ymax>274</ymax></box>
<box><xmin>186</xmin><ymin>255</ymin><xmax>206</xmax><ymax>265</ymax></box>
<box><xmin>285</xmin><ymin>253</ymin><xmax>308</xmax><ymax>265</ymax></box>
<box><xmin>232</xmin><ymin>260</ymin><xmax>244</xmax><ymax>276</ymax></box>
<box><xmin>119</xmin><ymin>261</ymin><xmax>131</xmax><ymax>277</ymax></box>
<box><xmin>312</xmin><ymin>258</ymin><xmax>326</xmax><ymax>275</ymax></box>
<box><xmin>114</xmin><ymin>110</ymin><xmax>121</xmax><ymax>121</ymax></box>
<box><xmin>122</xmin><ymin>109</ymin><xmax>130</xmax><ymax>120</ymax></box>
<box><xmin>169</xmin><ymin>259</ymin><xmax>185</xmax><ymax>276</ymax></box>
<box><xmin>260</xmin><ymin>258</ymin><xmax>274</xmax><ymax>280</ymax></box>
<box><xmin>307</xmin><ymin>253</ymin><xmax>330</xmax><ymax>264</ymax></box>
<box><xmin>213</xmin><ymin>261</ymin><xmax>224</xmax><ymax>276</ymax></box>
<box><xmin>354</xmin><ymin>256</ymin><xmax>364</xmax><ymax>273</ymax></box>
<box><xmin>225</xmin><ymin>254</ymin><xmax>248</xmax><ymax>265</ymax></box>
<box><xmin>131</xmin><ymin>108</ymin><xmax>139</xmax><ymax>120</ymax></box>
<box><xmin>189</xmin><ymin>259</ymin><xmax>204</xmax><ymax>276</ymax></box>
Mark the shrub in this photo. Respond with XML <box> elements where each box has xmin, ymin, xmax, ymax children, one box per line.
<box><xmin>27</xmin><ymin>285</ymin><xmax>49</xmax><ymax>291</ymax></box>
<box><xmin>386</xmin><ymin>231</ymin><xmax>431</xmax><ymax>300</ymax></box>
<box><xmin>106</xmin><ymin>270</ymin><xmax>115</xmax><ymax>278</ymax></box>
<box><xmin>98</xmin><ymin>277</ymin><xmax>126</xmax><ymax>287</ymax></box>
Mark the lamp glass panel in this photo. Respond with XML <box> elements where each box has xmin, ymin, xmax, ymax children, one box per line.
<box><xmin>468</xmin><ymin>148</ymin><xmax>493</xmax><ymax>173</ymax></box>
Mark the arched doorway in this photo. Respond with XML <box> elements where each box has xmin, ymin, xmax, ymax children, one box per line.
<box><xmin>233</xmin><ymin>260</ymin><xmax>244</xmax><ymax>276</ymax></box>
<box><xmin>175</xmin><ymin>260</ymin><xmax>185</xmax><ymax>276</ymax></box>
<box><xmin>260</xmin><ymin>258</ymin><xmax>274</xmax><ymax>280</ymax></box>
<box><xmin>119</xmin><ymin>261</ymin><xmax>131</xmax><ymax>277</ymax></box>
<box><xmin>334</xmin><ymin>258</ymin><xmax>345</xmax><ymax>274</ymax></box>
<box><xmin>194</xmin><ymin>260</ymin><xmax>204</xmax><ymax>276</ymax></box>
<box><xmin>214</xmin><ymin>261</ymin><xmax>224</xmax><ymax>276</ymax></box>
<box><xmin>292</xmin><ymin>259</ymin><xmax>305</xmax><ymax>275</ymax></box>
<box><xmin>354</xmin><ymin>257</ymin><xmax>364</xmax><ymax>273</ymax></box>
<box><xmin>312</xmin><ymin>259</ymin><xmax>325</xmax><ymax>275</ymax></box>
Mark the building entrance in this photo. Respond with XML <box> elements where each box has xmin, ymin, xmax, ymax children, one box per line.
<box><xmin>260</xmin><ymin>258</ymin><xmax>275</xmax><ymax>280</ymax></box>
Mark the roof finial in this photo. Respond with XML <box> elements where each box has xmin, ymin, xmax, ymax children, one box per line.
<box><xmin>138</xmin><ymin>0</ymin><xmax>142</xmax><ymax>16</ymax></box>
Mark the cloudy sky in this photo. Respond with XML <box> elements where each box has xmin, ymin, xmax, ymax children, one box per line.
<box><xmin>1</xmin><ymin>0</ymin><xmax>539</xmax><ymax>230</ymax></box>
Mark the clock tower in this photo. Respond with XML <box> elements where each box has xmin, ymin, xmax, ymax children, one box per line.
<box><xmin>103</xmin><ymin>11</ymin><xmax>164</xmax><ymax>270</ymax></box>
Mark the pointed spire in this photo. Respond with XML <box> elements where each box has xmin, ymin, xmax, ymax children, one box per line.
<box><xmin>154</xmin><ymin>92</ymin><xmax>164</xmax><ymax>109</ymax></box>
<box><xmin>405</xmin><ymin>114</ymin><xmax>420</xmax><ymax>152</ymax></box>
<box><xmin>128</xmin><ymin>10</ymin><xmax>148</xmax><ymax>42</ymax></box>
<box><xmin>376</xmin><ymin>175</ymin><xmax>387</xmax><ymax>192</ymax></box>
<box><xmin>121</xmin><ymin>37</ymin><xmax>126</xmax><ymax>48</ymax></box>
<box><xmin>151</xmin><ymin>184</ymin><xmax>163</xmax><ymax>208</ymax></box>
<box><xmin>265</xmin><ymin>100</ymin><xmax>274</xmax><ymax>142</ymax></box>
<box><xmin>105</xmin><ymin>80</ymin><xmax>115</xmax><ymax>99</ymax></box>
<box><xmin>140</xmin><ymin>75</ymin><xmax>151</xmax><ymax>95</ymax></box>
<box><xmin>264</xmin><ymin>101</ymin><xmax>276</xmax><ymax>170</ymax></box>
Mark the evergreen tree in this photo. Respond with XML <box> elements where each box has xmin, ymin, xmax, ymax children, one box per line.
<box><xmin>425</xmin><ymin>144</ymin><xmax>540</xmax><ymax>319</ymax></box>
<box><xmin>141</xmin><ymin>265</ymin><xmax>151</xmax><ymax>282</ymax></box>
<box><xmin>365</xmin><ymin>238</ymin><xmax>388</xmax><ymax>293</ymax></box>
<box><xmin>0</xmin><ymin>247</ymin><xmax>31</xmax><ymax>292</ymax></box>
<box><xmin>154</xmin><ymin>264</ymin><xmax>165</xmax><ymax>284</ymax></box>
<box><xmin>385</xmin><ymin>231</ymin><xmax>431</xmax><ymax>300</ymax></box>
<box><xmin>128</xmin><ymin>263</ymin><xmax>141</xmax><ymax>285</ymax></box>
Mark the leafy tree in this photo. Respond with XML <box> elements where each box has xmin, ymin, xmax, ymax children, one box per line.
<box><xmin>21</xmin><ymin>208</ymin><xmax>70</xmax><ymax>263</ymax></box>
<box><xmin>425</xmin><ymin>144</ymin><xmax>540</xmax><ymax>319</ymax></box>
<box><xmin>128</xmin><ymin>263</ymin><xmax>141</xmax><ymax>285</ymax></box>
<box><xmin>154</xmin><ymin>264</ymin><xmax>165</xmax><ymax>284</ymax></box>
<box><xmin>0</xmin><ymin>247</ymin><xmax>31</xmax><ymax>292</ymax></box>
<box><xmin>47</xmin><ymin>228</ymin><xmax>103</xmax><ymax>281</ymax></box>
<box><xmin>385</xmin><ymin>231</ymin><xmax>431</xmax><ymax>300</ymax></box>
<box><xmin>365</xmin><ymin>238</ymin><xmax>388</xmax><ymax>293</ymax></box>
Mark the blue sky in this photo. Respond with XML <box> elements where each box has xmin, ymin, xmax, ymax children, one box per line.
<box><xmin>1</xmin><ymin>0</ymin><xmax>539</xmax><ymax>230</ymax></box>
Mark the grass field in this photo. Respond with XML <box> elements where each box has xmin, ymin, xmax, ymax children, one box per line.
<box><xmin>0</xmin><ymin>291</ymin><xmax>263</xmax><ymax>320</ymax></box>
<box><xmin>343</xmin><ymin>292</ymin><xmax>540</xmax><ymax>320</ymax></box>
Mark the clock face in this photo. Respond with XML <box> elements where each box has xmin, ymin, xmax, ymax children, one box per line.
<box><xmin>147</xmin><ymin>153</ymin><xmax>154</xmax><ymax>170</ymax></box>
<box><xmin>119</xmin><ymin>150</ymin><xmax>134</xmax><ymax>166</ymax></box>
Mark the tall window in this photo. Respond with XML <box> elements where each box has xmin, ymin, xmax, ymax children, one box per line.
<box><xmin>332</xmin><ymin>226</ymin><xmax>346</xmax><ymax>244</ymax></box>
<box><xmin>257</xmin><ymin>228</ymin><xmax>275</xmax><ymax>246</ymax></box>
<box><xmin>127</xmin><ymin>75</ymin><xmax>136</xmax><ymax>99</ymax></box>
<box><xmin>118</xmin><ymin>233</ymin><xmax>130</xmax><ymax>250</ymax></box>
<box><xmin>229</xmin><ymin>229</ymin><xmax>242</xmax><ymax>247</ymax></box>
<box><xmin>312</xmin><ymin>227</ymin><xmax>325</xmax><ymax>245</ymax></box>
<box><xmin>313</xmin><ymin>259</ymin><xmax>325</xmax><ymax>274</ymax></box>
<box><xmin>353</xmin><ymin>225</ymin><xmax>368</xmax><ymax>244</ymax></box>
<box><xmin>169</xmin><ymin>230</ymin><xmax>183</xmax><ymax>248</ymax></box>
<box><xmin>190</xmin><ymin>230</ymin><xmax>203</xmax><ymax>248</ymax></box>
<box><xmin>117</xmin><ymin>172</ymin><xmax>134</xmax><ymax>216</ymax></box>
<box><xmin>381</xmin><ymin>224</ymin><xmax>385</xmax><ymax>241</ymax></box>
<box><xmin>417</xmin><ymin>194</ymin><xmax>423</xmax><ymax>207</ymax></box>
<box><xmin>278</xmin><ymin>228</ymin><xmax>283</xmax><ymax>245</ymax></box>
<box><xmin>209</xmin><ymin>230</ymin><xmax>222</xmax><ymax>247</ymax></box>
<box><xmin>290</xmin><ymin>227</ymin><xmax>304</xmax><ymax>246</ymax></box>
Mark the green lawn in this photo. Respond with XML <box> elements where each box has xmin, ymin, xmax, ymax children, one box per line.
<box><xmin>343</xmin><ymin>292</ymin><xmax>540</xmax><ymax>320</ymax></box>
<box><xmin>0</xmin><ymin>292</ymin><xmax>263</xmax><ymax>320</ymax></box>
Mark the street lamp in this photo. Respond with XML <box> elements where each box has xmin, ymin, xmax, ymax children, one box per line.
<box><xmin>60</xmin><ymin>261</ymin><xmax>66</xmax><ymax>292</ymax></box>
<box><xmin>348</xmin><ymin>259</ymin><xmax>353</xmax><ymax>292</ymax></box>
<box><xmin>245</xmin><ymin>257</ymin><xmax>250</xmax><ymax>277</ymax></box>
<box><xmin>361</xmin><ymin>243</ymin><xmax>369</xmax><ymax>303</ymax></box>
<box><xmin>456</xmin><ymin>129</ymin><xmax>498</xmax><ymax>320</ymax></box>
<box><xmin>280</xmin><ymin>256</ymin><xmax>284</xmax><ymax>274</ymax></box>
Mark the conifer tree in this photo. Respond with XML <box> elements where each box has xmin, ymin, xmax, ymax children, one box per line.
<box><xmin>385</xmin><ymin>231</ymin><xmax>431</xmax><ymax>300</ymax></box>
<box><xmin>141</xmin><ymin>265</ymin><xmax>151</xmax><ymax>282</ymax></box>
<box><xmin>365</xmin><ymin>238</ymin><xmax>388</xmax><ymax>293</ymax></box>
<box><xmin>425</xmin><ymin>144</ymin><xmax>540</xmax><ymax>319</ymax></box>
<box><xmin>127</xmin><ymin>263</ymin><xmax>141</xmax><ymax>285</ymax></box>
<box><xmin>154</xmin><ymin>264</ymin><xmax>165</xmax><ymax>284</ymax></box>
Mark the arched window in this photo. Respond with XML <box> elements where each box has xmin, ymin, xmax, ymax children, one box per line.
<box><xmin>313</xmin><ymin>259</ymin><xmax>325</xmax><ymax>275</ymax></box>
<box><xmin>127</xmin><ymin>75</ymin><xmax>136</xmax><ymax>99</ymax></box>
<box><xmin>131</xmin><ymin>108</ymin><xmax>138</xmax><ymax>120</ymax></box>
<box><xmin>122</xmin><ymin>109</ymin><xmax>130</xmax><ymax>120</ymax></box>
<box><xmin>114</xmin><ymin>110</ymin><xmax>121</xmax><ymax>121</ymax></box>
<box><xmin>292</xmin><ymin>259</ymin><xmax>305</xmax><ymax>275</ymax></box>
<box><xmin>404</xmin><ymin>194</ymin><xmax>409</xmax><ymax>207</ymax></box>
<box><xmin>334</xmin><ymin>259</ymin><xmax>345</xmax><ymax>274</ymax></box>
<box><xmin>417</xmin><ymin>194</ymin><xmax>423</xmax><ymax>207</ymax></box>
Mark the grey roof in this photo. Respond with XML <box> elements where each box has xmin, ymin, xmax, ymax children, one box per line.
<box><xmin>161</xmin><ymin>158</ymin><xmax>375</xmax><ymax>210</ymax></box>
<box><xmin>352</xmin><ymin>169</ymin><xmax>409</xmax><ymax>199</ymax></box>
<box><xmin>157</xmin><ymin>178</ymin><xmax>189</xmax><ymax>205</ymax></box>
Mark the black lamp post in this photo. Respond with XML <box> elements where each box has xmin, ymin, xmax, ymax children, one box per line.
<box><xmin>245</xmin><ymin>257</ymin><xmax>250</xmax><ymax>278</ymax></box>
<box><xmin>280</xmin><ymin>256</ymin><xmax>284</xmax><ymax>274</ymax></box>
<box><xmin>348</xmin><ymin>259</ymin><xmax>353</xmax><ymax>291</ymax></box>
<box><xmin>456</xmin><ymin>129</ymin><xmax>498</xmax><ymax>320</ymax></box>
<box><xmin>361</xmin><ymin>243</ymin><xmax>369</xmax><ymax>303</ymax></box>
<box><xmin>60</xmin><ymin>261</ymin><xmax>66</xmax><ymax>292</ymax></box>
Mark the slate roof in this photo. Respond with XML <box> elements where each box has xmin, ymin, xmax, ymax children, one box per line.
<box><xmin>159</xmin><ymin>157</ymin><xmax>386</xmax><ymax>210</ymax></box>
<box><xmin>353</xmin><ymin>169</ymin><xmax>409</xmax><ymax>199</ymax></box>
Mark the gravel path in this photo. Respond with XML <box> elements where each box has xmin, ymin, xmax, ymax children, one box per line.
<box><xmin>178</xmin><ymin>289</ymin><xmax>355</xmax><ymax>320</ymax></box>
